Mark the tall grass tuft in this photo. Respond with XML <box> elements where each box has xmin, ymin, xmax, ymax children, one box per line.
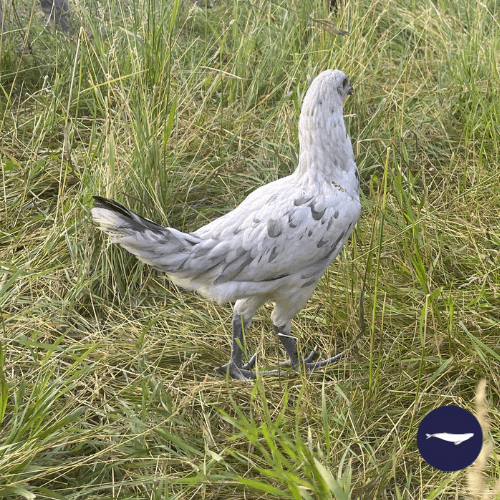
<box><xmin>467</xmin><ymin>380</ymin><xmax>500</xmax><ymax>499</ymax></box>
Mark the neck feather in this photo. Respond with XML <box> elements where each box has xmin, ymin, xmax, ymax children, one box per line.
<box><xmin>294</xmin><ymin>105</ymin><xmax>359</xmax><ymax>198</ymax></box>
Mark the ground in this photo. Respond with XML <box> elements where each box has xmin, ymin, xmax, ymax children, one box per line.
<box><xmin>0</xmin><ymin>0</ymin><xmax>499</xmax><ymax>498</ymax></box>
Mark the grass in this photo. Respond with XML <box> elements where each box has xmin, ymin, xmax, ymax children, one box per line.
<box><xmin>1</xmin><ymin>0</ymin><xmax>500</xmax><ymax>497</ymax></box>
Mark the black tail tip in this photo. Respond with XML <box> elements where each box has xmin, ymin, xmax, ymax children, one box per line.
<box><xmin>92</xmin><ymin>196</ymin><xmax>133</xmax><ymax>219</ymax></box>
<box><xmin>92</xmin><ymin>195</ymin><xmax>109</xmax><ymax>207</ymax></box>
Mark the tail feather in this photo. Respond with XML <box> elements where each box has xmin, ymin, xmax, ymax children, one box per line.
<box><xmin>91</xmin><ymin>196</ymin><xmax>201</xmax><ymax>271</ymax></box>
<box><xmin>92</xmin><ymin>196</ymin><xmax>166</xmax><ymax>234</ymax></box>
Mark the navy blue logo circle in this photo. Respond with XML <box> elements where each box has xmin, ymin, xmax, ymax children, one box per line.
<box><xmin>417</xmin><ymin>406</ymin><xmax>482</xmax><ymax>471</ymax></box>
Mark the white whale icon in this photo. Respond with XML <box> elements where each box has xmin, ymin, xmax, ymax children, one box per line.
<box><xmin>426</xmin><ymin>432</ymin><xmax>474</xmax><ymax>445</ymax></box>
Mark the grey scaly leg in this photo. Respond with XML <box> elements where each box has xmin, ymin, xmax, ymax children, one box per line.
<box><xmin>215</xmin><ymin>316</ymin><xmax>280</xmax><ymax>380</ymax></box>
<box><xmin>39</xmin><ymin>0</ymin><xmax>71</xmax><ymax>32</ymax></box>
<box><xmin>216</xmin><ymin>320</ymin><xmax>342</xmax><ymax>380</ymax></box>
<box><xmin>274</xmin><ymin>325</ymin><xmax>342</xmax><ymax>371</ymax></box>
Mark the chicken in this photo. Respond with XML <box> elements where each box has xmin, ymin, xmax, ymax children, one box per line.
<box><xmin>92</xmin><ymin>69</ymin><xmax>361</xmax><ymax>379</ymax></box>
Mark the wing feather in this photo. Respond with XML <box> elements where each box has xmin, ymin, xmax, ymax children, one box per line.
<box><xmin>185</xmin><ymin>177</ymin><xmax>360</xmax><ymax>283</ymax></box>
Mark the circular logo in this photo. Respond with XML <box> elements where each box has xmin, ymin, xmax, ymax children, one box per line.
<box><xmin>417</xmin><ymin>405</ymin><xmax>483</xmax><ymax>471</ymax></box>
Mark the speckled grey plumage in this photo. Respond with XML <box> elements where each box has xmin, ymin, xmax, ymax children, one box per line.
<box><xmin>92</xmin><ymin>69</ymin><xmax>361</xmax><ymax>379</ymax></box>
